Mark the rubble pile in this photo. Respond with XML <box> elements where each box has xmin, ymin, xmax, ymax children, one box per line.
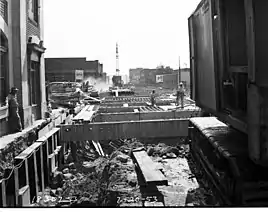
<box><xmin>32</xmin><ymin>136</ymin><xmax>219</xmax><ymax>207</ymax></box>
<box><xmin>0</xmin><ymin>132</ymin><xmax>37</xmax><ymax>178</ymax></box>
<box><xmin>34</xmin><ymin>139</ymin><xmax>142</xmax><ymax>207</ymax></box>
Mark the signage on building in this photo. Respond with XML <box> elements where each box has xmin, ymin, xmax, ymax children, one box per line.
<box><xmin>75</xmin><ymin>70</ymin><xmax>84</xmax><ymax>81</ymax></box>
<box><xmin>156</xmin><ymin>75</ymin><xmax>163</xmax><ymax>83</ymax></box>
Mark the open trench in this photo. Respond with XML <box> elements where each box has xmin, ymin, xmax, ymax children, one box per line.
<box><xmin>31</xmin><ymin>93</ymin><xmax>218</xmax><ymax>207</ymax></box>
<box><xmin>33</xmin><ymin>136</ymin><xmax>220</xmax><ymax>207</ymax></box>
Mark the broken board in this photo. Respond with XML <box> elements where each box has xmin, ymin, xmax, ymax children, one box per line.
<box><xmin>92</xmin><ymin>140</ymin><xmax>105</xmax><ymax>156</ymax></box>
<box><xmin>131</xmin><ymin>148</ymin><xmax>168</xmax><ymax>186</ymax></box>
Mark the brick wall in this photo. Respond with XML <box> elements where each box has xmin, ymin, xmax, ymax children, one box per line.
<box><xmin>0</xmin><ymin>0</ymin><xmax>8</xmax><ymax>23</ymax></box>
<box><xmin>163</xmin><ymin>73</ymin><xmax>178</xmax><ymax>90</ymax></box>
<box><xmin>26</xmin><ymin>0</ymin><xmax>40</xmax><ymax>39</ymax></box>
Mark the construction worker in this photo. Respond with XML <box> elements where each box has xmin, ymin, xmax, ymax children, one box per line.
<box><xmin>176</xmin><ymin>82</ymin><xmax>185</xmax><ymax>108</ymax></box>
<box><xmin>7</xmin><ymin>87</ymin><xmax>22</xmax><ymax>133</ymax></box>
<box><xmin>150</xmin><ymin>90</ymin><xmax>156</xmax><ymax>106</ymax></box>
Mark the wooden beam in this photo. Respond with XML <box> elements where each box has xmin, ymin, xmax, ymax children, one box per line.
<box><xmin>131</xmin><ymin>148</ymin><xmax>168</xmax><ymax>186</ymax></box>
<box><xmin>33</xmin><ymin>152</ymin><xmax>39</xmax><ymax>197</ymax></box>
<box><xmin>92</xmin><ymin>140</ymin><xmax>105</xmax><ymax>156</ymax></box>
<box><xmin>43</xmin><ymin>128</ymin><xmax>60</xmax><ymax>140</ymax></box>
<box><xmin>73</xmin><ymin>105</ymin><xmax>97</xmax><ymax>123</ymax></box>
<box><xmin>36</xmin><ymin>143</ymin><xmax>45</xmax><ymax>192</ymax></box>
<box><xmin>14</xmin><ymin>168</ymin><xmax>19</xmax><ymax>206</ymax></box>
<box><xmin>1</xmin><ymin>179</ymin><xmax>6</xmax><ymax>207</ymax></box>
<box><xmin>60</xmin><ymin>118</ymin><xmax>189</xmax><ymax>142</ymax></box>
<box><xmin>36</xmin><ymin>136</ymin><xmax>50</xmax><ymax>186</ymax></box>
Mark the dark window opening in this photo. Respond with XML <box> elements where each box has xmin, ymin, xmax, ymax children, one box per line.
<box><xmin>29</xmin><ymin>0</ymin><xmax>38</xmax><ymax>23</ymax></box>
<box><xmin>32</xmin><ymin>0</ymin><xmax>38</xmax><ymax>22</ymax></box>
<box><xmin>0</xmin><ymin>34</ymin><xmax>8</xmax><ymax>107</ymax></box>
<box><xmin>221</xmin><ymin>0</ymin><xmax>248</xmax><ymax>114</ymax></box>
<box><xmin>29</xmin><ymin>61</ymin><xmax>40</xmax><ymax>105</ymax></box>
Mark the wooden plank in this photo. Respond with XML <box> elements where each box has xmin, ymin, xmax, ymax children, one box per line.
<box><xmin>18</xmin><ymin>185</ymin><xmax>30</xmax><ymax>206</ymax></box>
<box><xmin>44</xmin><ymin>128</ymin><xmax>60</xmax><ymax>140</ymax></box>
<box><xmin>73</xmin><ymin>105</ymin><xmax>96</xmax><ymax>122</ymax></box>
<box><xmin>38</xmin><ymin>122</ymin><xmax>54</xmax><ymax>138</ymax></box>
<box><xmin>36</xmin><ymin>136</ymin><xmax>47</xmax><ymax>143</ymax></box>
<box><xmin>60</xmin><ymin>119</ymin><xmax>189</xmax><ymax>142</ymax></box>
<box><xmin>45</xmin><ymin>140</ymin><xmax>50</xmax><ymax>185</ymax></box>
<box><xmin>14</xmin><ymin>168</ymin><xmax>19</xmax><ymax>206</ymax></box>
<box><xmin>1</xmin><ymin>179</ymin><xmax>6</xmax><ymax>207</ymax></box>
<box><xmin>92</xmin><ymin>140</ymin><xmax>105</xmax><ymax>156</ymax></box>
<box><xmin>131</xmin><ymin>149</ymin><xmax>168</xmax><ymax>186</ymax></box>
<box><xmin>25</xmin><ymin>159</ymin><xmax>29</xmax><ymax>188</ymax></box>
<box><xmin>38</xmin><ymin>144</ymin><xmax>45</xmax><ymax>192</ymax></box>
<box><xmin>15</xmin><ymin>143</ymin><xmax>42</xmax><ymax>160</ymax></box>
<box><xmin>97</xmin><ymin>142</ymin><xmax>105</xmax><ymax>156</ymax></box>
<box><xmin>33</xmin><ymin>152</ymin><xmax>39</xmax><ymax>198</ymax></box>
<box><xmin>15</xmin><ymin>147</ymin><xmax>36</xmax><ymax>160</ymax></box>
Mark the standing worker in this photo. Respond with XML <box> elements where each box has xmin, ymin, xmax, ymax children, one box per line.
<box><xmin>150</xmin><ymin>90</ymin><xmax>156</xmax><ymax>107</ymax></box>
<box><xmin>7</xmin><ymin>87</ymin><xmax>22</xmax><ymax>133</ymax></box>
<box><xmin>176</xmin><ymin>82</ymin><xmax>185</xmax><ymax>109</ymax></box>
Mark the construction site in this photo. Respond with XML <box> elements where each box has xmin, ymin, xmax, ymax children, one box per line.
<box><xmin>2</xmin><ymin>0</ymin><xmax>268</xmax><ymax>208</ymax></box>
<box><xmin>0</xmin><ymin>83</ymin><xmax>219</xmax><ymax>207</ymax></box>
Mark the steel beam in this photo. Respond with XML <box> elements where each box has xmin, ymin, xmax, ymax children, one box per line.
<box><xmin>101</xmin><ymin>102</ymin><xmax>148</xmax><ymax>107</ymax></box>
<box><xmin>60</xmin><ymin>118</ymin><xmax>189</xmax><ymax>142</ymax></box>
<box><xmin>95</xmin><ymin>110</ymin><xmax>201</xmax><ymax>122</ymax></box>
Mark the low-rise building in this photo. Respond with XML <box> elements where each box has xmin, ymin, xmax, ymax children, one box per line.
<box><xmin>130</xmin><ymin>67</ymin><xmax>174</xmax><ymax>85</ymax></box>
<box><xmin>45</xmin><ymin>58</ymin><xmax>105</xmax><ymax>83</ymax></box>
<box><xmin>0</xmin><ymin>0</ymin><xmax>47</xmax><ymax>136</ymax></box>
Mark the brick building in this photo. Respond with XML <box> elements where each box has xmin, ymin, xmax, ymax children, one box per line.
<box><xmin>160</xmin><ymin>68</ymin><xmax>190</xmax><ymax>90</ymax></box>
<box><xmin>129</xmin><ymin>67</ymin><xmax>174</xmax><ymax>85</ymax></box>
<box><xmin>129</xmin><ymin>68</ymin><xmax>142</xmax><ymax>84</ymax></box>
<box><xmin>45</xmin><ymin>58</ymin><xmax>105</xmax><ymax>83</ymax></box>
<box><xmin>0</xmin><ymin>0</ymin><xmax>47</xmax><ymax>136</ymax></box>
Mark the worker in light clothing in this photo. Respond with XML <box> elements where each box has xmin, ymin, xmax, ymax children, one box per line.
<box><xmin>176</xmin><ymin>82</ymin><xmax>185</xmax><ymax>108</ymax></box>
<box><xmin>150</xmin><ymin>90</ymin><xmax>156</xmax><ymax>106</ymax></box>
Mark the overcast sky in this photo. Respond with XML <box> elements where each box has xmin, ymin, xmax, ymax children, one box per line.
<box><xmin>43</xmin><ymin>0</ymin><xmax>200</xmax><ymax>75</ymax></box>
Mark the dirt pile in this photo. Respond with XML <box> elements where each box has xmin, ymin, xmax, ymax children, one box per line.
<box><xmin>34</xmin><ymin>139</ymin><xmax>141</xmax><ymax>207</ymax></box>
<box><xmin>33</xmin><ymin>137</ymin><xmax>217</xmax><ymax>207</ymax></box>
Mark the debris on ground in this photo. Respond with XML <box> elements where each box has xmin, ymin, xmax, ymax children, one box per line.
<box><xmin>33</xmin><ymin>136</ymin><xmax>219</xmax><ymax>207</ymax></box>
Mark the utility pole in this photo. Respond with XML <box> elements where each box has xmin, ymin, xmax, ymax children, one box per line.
<box><xmin>178</xmin><ymin>56</ymin><xmax>181</xmax><ymax>85</ymax></box>
<box><xmin>116</xmin><ymin>43</ymin><xmax>120</xmax><ymax>76</ymax></box>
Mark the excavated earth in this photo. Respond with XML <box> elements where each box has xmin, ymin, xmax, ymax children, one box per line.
<box><xmin>33</xmin><ymin>138</ymin><xmax>220</xmax><ymax>207</ymax></box>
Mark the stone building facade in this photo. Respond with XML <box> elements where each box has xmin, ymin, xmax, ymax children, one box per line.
<box><xmin>0</xmin><ymin>0</ymin><xmax>47</xmax><ymax>137</ymax></box>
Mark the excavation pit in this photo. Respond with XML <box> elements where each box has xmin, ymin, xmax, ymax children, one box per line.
<box><xmin>32</xmin><ymin>136</ymin><xmax>220</xmax><ymax>207</ymax></box>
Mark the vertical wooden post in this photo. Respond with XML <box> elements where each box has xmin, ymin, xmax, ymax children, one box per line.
<box><xmin>1</xmin><ymin>180</ymin><xmax>6</xmax><ymax>207</ymax></box>
<box><xmin>33</xmin><ymin>152</ymin><xmax>39</xmax><ymax>197</ymax></box>
<box><xmin>39</xmin><ymin>144</ymin><xmax>45</xmax><ymax>192</ymax></box>
<box><xmin>45</xmin><ymin>139</ymin><xmax>50</xmax><ymax>184</ymax></box>
<box><xmin>25</xmin><ymin>159</ymin><xmax>29</xmax><ymax>187</ymax></box>
<box><xmin>51</xmin><ymin>136</ymin><xmax>55</xmax><ymax>154</ymax></box>
<box><xmin>14</xmin><ymin>168</ymin><xmax>19</xmax><ymax>206</ymax></box>
<box><xmin>70</xmin><ymin>142</ymin><xmax>77</xmax><ymax>162</ymax></box>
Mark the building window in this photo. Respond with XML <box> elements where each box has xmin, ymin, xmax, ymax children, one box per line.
<box><xmin>29</xmin><ymin>61</ymin><xmax>40</xmax><ymax>105</ymax></box>
<box><xmin>0</xmin><ymin>34</ymin><xmax>8</xmax><ymax>107</ymax></box>
<box><xmin>29</xmin><ymin>0</ymin><xmax>38</xmax><ymax>23</ymax></box>
<box><xmin>0</xmin><ymin>0</ymin><xmax>8</xmax><ymax>23</ymax></box>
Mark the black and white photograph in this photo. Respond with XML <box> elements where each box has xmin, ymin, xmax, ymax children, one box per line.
<box><xmin>0</xmin><ymin>0</ymin><xmax>266</xmax><ymax>209</ymax></box>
